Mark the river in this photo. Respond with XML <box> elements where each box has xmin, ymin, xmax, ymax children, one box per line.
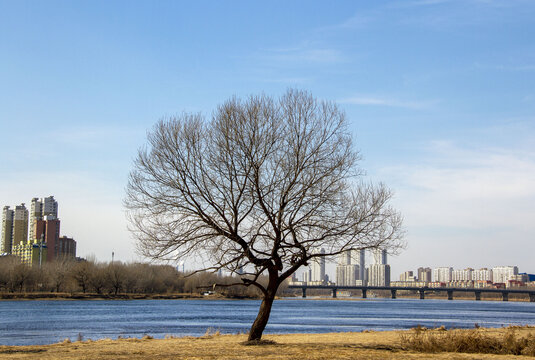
<box><xmin>1</xmin><ymin>298</ymin><xmax>534</xmax><ymax>345</ymax></box>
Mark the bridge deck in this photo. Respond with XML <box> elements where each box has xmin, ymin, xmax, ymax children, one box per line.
<box><xmin>287</xmin><ymin>285</ymin><xmax>535</xmax><ymax>301</ymax></box>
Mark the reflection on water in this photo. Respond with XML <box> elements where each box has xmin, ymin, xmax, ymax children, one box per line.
<box><xmin>0</xmin><ymin>298</ymin><xmax>534</xmax><ymax>345</ymax></box>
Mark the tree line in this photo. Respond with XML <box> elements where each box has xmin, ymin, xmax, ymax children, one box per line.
<box><xmin>0</xmin><ymin>255</ymin><xmax>268</xmax><ymax>297</ymax></box>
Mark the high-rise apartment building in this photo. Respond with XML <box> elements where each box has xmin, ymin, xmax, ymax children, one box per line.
<box><xmin>336</xmin><ymin>249</ymin><xmax>366</xmax><ymax>286</ymax></box>
<box><xmin>492</xmin><ymin>266</ymin><xmax>518</xmax><ymax>284</ymax></box>
<box><xmin>473</xmin><ymin>268</ymin><xmax>492</xmax><ymax>282</ymax></box>
<box><xmin>29</xmin><ymin>196</ymin><xmax>58</xmax><ymax>242</ymax></box>
<box><xmin>373</xmin><ymin>249</ymin><xmax>387</xmax><ymax>265</ymax></box>
<box><xmin>368</xmin><ymin>248</ymin><xmax>390</xmax><ymax>286</ymax></box>
<box><xmin>310</xmin><ymin>248</ymin><xmax>326</xmax><ymax>283</ymax></box>
<box><xmin>336</xmin><ymin>264</ymin><xmax>359</xmax><ymax>286</ymax></box>
<box><xmin>12</xmin><ymin>204</ymin><xmax>28</xmax><ymax>247</ymax></box>
<box><xmin>1</xmin><ymin>206</ymin><xmax>14</xmax><ymax>253</ymax></box>
<box><xmin>57</xmin><ymin>236</ymin><xmax>76</xmax><ymax>258</ymax></box>
<box><xmin>352</xmin><ymin>249</ymin><xmax>366</xmax><ymax>284</ymax></box>
<box><xmin>433</xmin><ymin>267</ymin><xmax>453</xmax><ymax>282</ymax></box>
<box><xmin>338</xmin><ymin>251</ymin><xmax>351</xmax><ymax>266</ymax></box>
<box><xmin>2</xmin><ymin>196</ymin><xmax>73</xmax><ymax>266</ymax></box>
<box><xmin>400</xmin><ymin>271</ymin><xmax>416</xmax><ymax>282</ymax></box>
<box><xmin>417</xmin><ymin>267</ymin><xmax>432</xmax><ymax>283</ymax></box>
<box><xmin>34</xmin><ymin>216</ymin><xmax>61</xmax><ymax>262</ymax></box>
<box><xmin>452</xmin><ymin>268</ymin><xmax>474</xmax><ymax>281</ymax></box>
<box><xmin>368</xmin><ymin>263</ymin><xmax>391</xmax><ymax>286</ymax></box>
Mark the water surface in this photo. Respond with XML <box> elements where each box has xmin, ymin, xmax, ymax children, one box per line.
<box><xmin>1</xmin><ymin>298</ymin><xmax>534</xmax><ymax>346</ymax></box>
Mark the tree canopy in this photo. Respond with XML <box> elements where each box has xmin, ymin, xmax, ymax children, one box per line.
<box><xmin>125</xmin><ymin>89</ymin><xmax>404</xmax><ymax>341</ymax></box>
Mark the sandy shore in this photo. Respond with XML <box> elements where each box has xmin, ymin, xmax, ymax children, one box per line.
<box><xmin>1</xmin><ymin>327</ymin><xmax>534</xmax><ymax>359</ymax></box>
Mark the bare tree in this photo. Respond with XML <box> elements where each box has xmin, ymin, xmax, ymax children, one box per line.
<box><xmin>71</xmin><ymin>260</ymin><xmax>92</xmax><ymax>293</ymax></box>
<box><xmin>126</xmin><ymin>89</ymin><xmax>404</xmax><ymax>341</ymax></box>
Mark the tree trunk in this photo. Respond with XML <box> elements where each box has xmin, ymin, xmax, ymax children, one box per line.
<box><xmin>248</xmin><ymin>271</ymin><xmax>280</xmax><ymax>342</ymax></box>
<box><xmin>248</xmin><ymin>291</ymin><xmax>276</xmax><ymax>341</ymax></box>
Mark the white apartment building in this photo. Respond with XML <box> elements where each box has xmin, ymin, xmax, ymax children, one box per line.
<box><xmin>492</xmin><ymin>266</ymin><xmax>518</xmax><ymax>284</ymax></box>
<box><xmin>336</xmin><ymin>264</ymin><xmax>360</xmax><ymax>286</ymax></box>
<box><xmin>433</xmin><ymin>267</ymin><xmax>453</xmax><ymax>282</ymax></box>
<box><xmin>452</xmin><ymin>268</ymin><xmax>474</xmax><ymax>281</ymax></box>
<box><xmin>310</xmin><ymin>248</ymin><xmax>326</xmax><ymax>283</ymax></box>
<box><xmin>352</xmin><ymin>249</ymin><xmax>366</xmax><ymax>285</ymax></box>
<box><xmin>368</xmin><ymin>264</ymin><xmax>391</xmax><ymax>286</ymax></box>
<box><xmin>373</xmin><ymin>249</ymin><xmax>387</xmax><ymax>265</ymax></box>
<box><xmin>400</xmin><ymin>271</ymin><xmax>416</xmax><ymax>282</ymax></box>
<box><xmin>336</xmin><ymin>249</ymin><xmax>364</xmax><ymax>286</ymax></box>
<box><xmin>473</xmin><ymin>268</ymin><xmax>493</xmax><ymax>282</ymax></box>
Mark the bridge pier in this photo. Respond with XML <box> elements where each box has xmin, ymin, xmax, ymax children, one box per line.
<box><xmin>391</xmin><ymin>289</ymin><xmax>397</xmax><ymax>299</ymax></box>
<box><xmin>332</xmin><ymin>288</ymin><xmax>337</xmax><ymax>298</ymax></box>
<box><xmin>302</xmin><ymin>287</ymin><xmax>307</xmax><ymax>298</ymax></box>
<box><xmin>419</xmin><ymin>289</ymin><xmax>425</xmax><ymax>300</ymax></box>
<box><xmin>447</xmin><ymin>290</ymin><xmax>454</xmax><ymax>300</ymax></box>
<box><xmin>502</xmin><ymin>292</ymin><xmax>509</xmax><ymax>302</ymax></box>
<box><xmin>362</xmin><ymin>289</ymin><xmax>367</xmax><ymax>299</ymax></box>
<box><xmin>475</xmin><ymin>291</ymin><xmax>481</xmax><ymax>301</ymax></box>
<box><xmin>530</xmin><ymin>293</ymin><xmax>535</xmax><ymax>302</ymax></box>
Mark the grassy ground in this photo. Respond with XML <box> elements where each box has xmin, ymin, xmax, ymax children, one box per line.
<box><xmin>1</xmin><ymin>327</ymin><xmax>535</xmax><ymax>359</ymax></box>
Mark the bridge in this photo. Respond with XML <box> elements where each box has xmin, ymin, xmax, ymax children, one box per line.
<box><xmin>287</xmin><ymin>284</ymin><xmax>535</xmax><ymax>302</ymax></box>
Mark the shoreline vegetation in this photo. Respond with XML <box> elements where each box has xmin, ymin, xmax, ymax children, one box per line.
<box><xmin>0</xmin><ymin>327</ymin><xmax>534</xmax><ymax>359</ymax></box>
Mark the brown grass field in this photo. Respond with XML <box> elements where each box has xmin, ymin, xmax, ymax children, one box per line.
<box><xmin>1</xmin><ymin>327</ymin><xmax>535</xmax><ymax>359</ymax></box>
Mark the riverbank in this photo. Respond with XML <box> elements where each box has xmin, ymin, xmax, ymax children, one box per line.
<box><xmin>2</xmin><ymin>291</ymin><xmax>534</xmax><ymax>302</ymax></box>
<box><xmin>0</xmin><ymin>327</ymin><xmax>534</xmax><ymax>359</ymax></box>
<box><xmin>0</xmin><ymin>292</ymin><xmax>259</xmax><ymax>301</ymax></box>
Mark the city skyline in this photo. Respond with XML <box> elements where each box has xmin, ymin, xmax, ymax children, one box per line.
<box><xmin>1</xmin><ymin>1</ymin><xmax>534</xmax><ymax>276</ymax></box>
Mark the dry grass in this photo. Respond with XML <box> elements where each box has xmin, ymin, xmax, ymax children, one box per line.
<box><xmin>0</xmin><ymin>327</ymin><xmax>534</xmax><ymax>359</ymax></box>
<box><xmin>401</xmin><ymin>326</ymin><xmax>535</xmax><ymax>356</ymax></box>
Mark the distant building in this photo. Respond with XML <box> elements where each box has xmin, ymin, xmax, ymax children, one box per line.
<box><xmin>34</xmin><ymin>216</ymin><xmax>61</xmax><ymax>262</ymax></box>
<box><xmin>368</xmin><ymin>248</ymin><xmax>390</xmax><ymax>286</ymax></box>
<box><xmin>368</xmin><ymin>264</ymin><xmax>391</xmax><ymax>286</ymax></box>
<box><xmin>29</xmin><ymin>196</ymin><xmax>58</xmax><ymax>243</ymax></box>
<box><xmin>417</xmin><ymin>267</ymin><xmax>432</xmax><ymax>283</ymax></box>
<box><xmin>373</xmin><ymin>249</ymin><xmax>387</xmax><ymax>265</ymax></box>
<box><xmin>492</xmin><ymin>266</ymin><xmax>518</xmax><ymax>284</ymax></box>
<box><xmin>57</xmin><ymin>236</ymin><xmax>76</xmax><ymax>258</ymax></box>
<box><xmin>433</xmin><ymin>267</ymin><xmax>453</xmax><ymax>282</ymax></box>
<box><xmin>473</xmin><ymin>268</ymin><xmax>492</xmax><ymax>282</ymax></box>
<box><xmin>310</xmin><ymin>248</ymin><xmax>326</xmax><ymax>283</ymax></box>
<box><xmin>302</xmin><ymin>268</ymin><xmax>311</xmax><ymax>283</ymax></box>
<box><xmin>1</xmin><ymin>206</ymin><xmax>14</xmax><ymax>253</ymax></box>
<box><xmin>12</xmin><ymin>204</ymin><xmax>28</xmax><ymax>247</ymax></box>
<box><xmin>336</xmin><ymin>250</ymin><xmax>363</xmax><ymax>286</ymax></box>
<box><xmin>452</xmin><ymin>268</ymin><xmax>473</xmax><ymax>282</ymax></box>
<box><xmin>352</xmin><ymin>249</ymin><xmax>366</xmax><ymax>285</ymax></box>
<box><xmin>400</xmin><ymin>271</ymin><xmax>416</xmax><ymax>282</ymax></box>
<box><xmin>11</xmin><ymin>242</ymin><xmax>47</xmax><ymax>266</ymax></box>
<box><xmin>336</xmin><ymin>264</ymin><xmax>359</xmax><ymax>286</ymax></box>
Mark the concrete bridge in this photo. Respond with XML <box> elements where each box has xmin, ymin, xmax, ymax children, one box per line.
<box><xmin>287</xmin><ymin>284</ymin><xmax>535</xmax><ymax>302</ymax></box>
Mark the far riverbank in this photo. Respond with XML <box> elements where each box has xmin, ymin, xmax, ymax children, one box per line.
<box><xmin>2</xmin><ymin>291</ymin><xmax>534</xmax><ymax>302</ymax></box>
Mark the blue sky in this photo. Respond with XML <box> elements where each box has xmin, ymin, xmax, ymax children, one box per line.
<box><xmin>1</xmin><ymin>0</ymin><xmax>534</xmax><ymax>277</ymax></box>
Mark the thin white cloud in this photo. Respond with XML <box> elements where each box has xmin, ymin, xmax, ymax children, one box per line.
<box><xmin>339</xmin><ymin>96</ymin><xmax>437</xmax><ymax>109</ymax></box>
<box><xmin>388</xmin><ymin>0</ymin><xmax>456</xmax><ymax>8</ymax></box>
<box><xmin>49</xmin><ymin>124</ymin><xmax>145</xmax><ymax>148</ymax></box>
<box><xmin>378</xmin><ymin>138</ymin><xmax>535</xmax><ymax>273</ymax></box>
<box><xmin>262</xmin><ymin>47</ymin><xmax>345</xmax><ymax>64</ymax></box>
<box><xmin>475</xmin><ymin>62</ymin><xmax>535</xmax><ymax>72</ymax></box>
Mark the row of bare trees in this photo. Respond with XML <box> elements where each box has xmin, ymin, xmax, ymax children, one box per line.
<box><xmin>0</xmin><ymin>255</ymin><xmax>263</xmax><ymax>297</ymax></box>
